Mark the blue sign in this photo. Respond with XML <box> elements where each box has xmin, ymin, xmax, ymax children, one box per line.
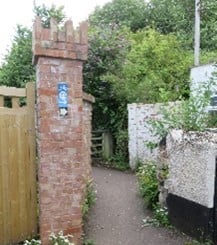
<box><xmin>58</xmin><ymin>82</ymin><xmax>68</xmax><ymax>108</ymax></box>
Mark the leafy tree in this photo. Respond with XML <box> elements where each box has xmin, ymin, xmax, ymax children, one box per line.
<box><xmin>0</xmin><ymin>25</ymin><xmax>34</xmax><ymax>87</ymax></box>
<box><xmin>103</xmin><ymin>29</ymin><xmax>192</xmax><ymax>103</ymax></box>
<box><xmin>89</xmin><ymin>0</ymin><xmax>147</xmax><ymax>31</ymax></box>
<box><xmin>83</xmin><ymin>25</ymin><xmax>129</xmax><ymax>131</ymax></box>
<box><xmin>33</xmin><ymin>4</ymin><xmax>66</xmax><ymax>28</ymax></box>
<box><xmin>0</xmin><ymin>4</ymin><xmax>66</xmax><ymax>87</ymax></box>
<box><xmin>146</xmin><ymin>0</ymin><xmax>217</xmax><ymax>51</ymax></box>
<box><xmin>200</xmin><ymin>0</ymin><xmax>217</xmax><ymax>50</ymax></box>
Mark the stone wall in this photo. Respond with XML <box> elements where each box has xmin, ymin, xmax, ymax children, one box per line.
<box><xmin>190</xmin><ymin>63</ymin><xmax>216</xmax><ymax>94</ymax></box>
<box><xmin>166</xmin><ymin>129</ymin><xmax>217</xmax><ymax>240</ymax></box>
<box><xmin>128</xmin><ymin>103</ymin><xmax>161</xmax><ymax>169</ymax></box>
<box><xmin>128</xmin><ymin>102</ymin><xmax>177</xmax><ymax>169</ymax></box>
<box><xmin>33</xmin><ymin>17</ymin><xmax>92</xmax><ymax>245</ymax></box>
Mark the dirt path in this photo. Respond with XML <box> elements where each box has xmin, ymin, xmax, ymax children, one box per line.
<box><xmin>84</xmin><ymin>166</ymin><xmax>190</xmax><ymax>245</ymax></box>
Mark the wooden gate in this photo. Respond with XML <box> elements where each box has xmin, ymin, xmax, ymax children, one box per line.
<box><xmin>0</xmin><ymin>82</ymin><xmax>37</xmax><ymax>245</ymax></box>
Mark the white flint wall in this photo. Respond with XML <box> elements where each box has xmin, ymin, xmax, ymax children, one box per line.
<box><xmin>166</xmin><ymin>130</ymin><xmax>217</xmax><ymax>208</ymax></box>
<box><xmin>128</xmin><ymin>103</ymin><xmax>161</xmax><ymax>169</ymax></box>
<box><xmin>190</xmin><ymin>63</ymin><xmax>216</xmax><ymax>92</ymax></box>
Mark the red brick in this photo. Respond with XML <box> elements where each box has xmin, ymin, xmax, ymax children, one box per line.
<box><xmin>33</xmin><ymin>17</ymin><xmax>93</xmax><ymax>245</ymax></box>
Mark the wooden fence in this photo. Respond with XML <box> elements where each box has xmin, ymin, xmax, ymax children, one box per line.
<box><xmin>0</xmin><ymin>82</ymin><xmax>37</xmax><ymax>245</ymax></box>
<box><xmin>91</xmin><ymin>130</ymin><xmax>113</xmax><ymax>160</ymax></box>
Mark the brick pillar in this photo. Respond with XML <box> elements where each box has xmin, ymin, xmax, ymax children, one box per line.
<box><xmin>32</xmin><ymin>17</ymin><xmax>90</xmax><ymax>245</ymax></box>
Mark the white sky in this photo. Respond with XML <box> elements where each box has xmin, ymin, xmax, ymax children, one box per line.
<box><xmin>0</xmin><ymin>0</ymin><xmax>111</xmax><ymax>63</ymax></box>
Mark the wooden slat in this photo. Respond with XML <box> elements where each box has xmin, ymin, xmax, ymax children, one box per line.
<box><xmin>0</xmin><ymin>96</ymin><xmax>4</xmax><ymax>107</ymax></box>
<box><xmin>12</xmin><ymin>97</ymin><xmax>20</xmax><ymax>108</ymax></box>
<box><xmin>0</xmin><ymin>107</ymin><xmax>27</xmax><ymax>115</ymax></box>
<box><xmin>0</xmin><ymin>116</ymin><xmax>10</xmax><ymax>244</ymax></box>
<box><xmin>0</xmin><ymin>86</ymin><xmax>26</xmax><ymax>97</ymax></box>
<box><xmin>0</xmin><ymin>82</ymin><xmax>37</xmax><ymax>245</ymax></box>
<box><xmin>26</xmin><ymin>82</ymin><xmax>37</xmax><ymax>235</ymax></box>
<box><xmin>8</xmin><ymin>115</ymin><xmax>19</xmax><ymax>241</ymax></box>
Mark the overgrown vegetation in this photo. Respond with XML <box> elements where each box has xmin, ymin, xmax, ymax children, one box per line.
<box><xmin>148</xmin><ymin>78</ymin><xmax>217</xmax><ymax>143</ymax></box>
<box><xmin>82</xmin><ymin>239</ymin><xmax>95</xmax><ymax>245</ymax></box>
<box><xmin>137</xmin><ymin>161</ymin><xmax>170</xmax><ymax>227</ymax></box>
<box><xmin>82</xmin><ymin>180</ymin><xmax>96</xmax><ymax>217</ymax></box>
<box><xmin>137</xmin><ymin>161</ymin><xmax>159</xmax><ymax>209</ymax></box>
<box><xmin>185</xmin><ymin>240</ymin><xmax>212</xmax><ymax>245</ymax></box>
<box><xmin>49</xmin><ymin>232</ymin><xmax>74</xmax><ymax>245</ymax></box>
<box><xmin>24</xmin><ymin>232</ymin><xmax>74</xmax><ymax>245</ymax></box>
<box><xmin>24</xmin><ymin>239</ymin><xmax>41</xmax><ymax>245</ymax></box>
<box><xmin>1</xmin><ymin>0</ymin><xmax>217</xmax><ymax>169</ymax></box>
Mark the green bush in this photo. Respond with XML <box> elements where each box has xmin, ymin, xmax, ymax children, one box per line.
<box><xmin>82</xmin><ymin>180</ymin><xmax>96</xmax><ymax>217</ymax></box>
<box><xmin>83</xmin><ymin>239</ymin><xmax>95</xmax><ymax>245</ymax></box>
<box><xmin>49</xmin><ymin>232</ymin><xmax>74</xmax><ymax>245</ymax></box>
<box><xmin>24</xmin><ymin>239</ymin><xmax>41</xmax><ymax>245</ymax></box>
<box><xmin>148</xmin><ymin>78</ymin><xmax>217</xmax><ymax>141</ymax></box>
<box><xmin>152</xmin><ymin>204</ymin><xmax>170</xmax><ymax>227</ymax></box>
<box><xmin>136</xmin><ymin>161</ymin><xmax>159</xmax><ymax>209</ymax></box>
<box><xmin>185</xmin><ymin>240</ymin><xmax>212</xmax><ymax>245</ymax></box>
<box><xmin>24</xmin><ymin>232</ymin><xmax>74</xmax><ymax>245</ymax></box>
<box><xmin>137</xmin><ymin>161</ymin><xmax>171</xmax><ymax>227</ymax></box>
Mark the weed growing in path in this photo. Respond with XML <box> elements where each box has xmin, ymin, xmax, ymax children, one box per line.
<box><xmin>82</xmin><ymin>180</ymin><xmax>96</xmax><ymax>217</ymax></box>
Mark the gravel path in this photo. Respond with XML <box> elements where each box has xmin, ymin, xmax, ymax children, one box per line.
<box><xmin>84</xmin><ymin>166</ymin><xmax>190</xmax><ymax>245</ymax></box>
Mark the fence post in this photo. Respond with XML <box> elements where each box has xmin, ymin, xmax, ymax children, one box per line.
<box><xmin>102</xmin><ymin>131</ymin><xmax>113</xmax><ymax>160</ymax></box>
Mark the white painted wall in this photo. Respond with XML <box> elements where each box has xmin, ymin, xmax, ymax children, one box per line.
<box><xmin>166</xmin><ymin>130</ymin><xmax>217</xmax><ymax>208</ymax></box>
<box><xmin>128</xmin><ymin>103</ymin><xmax>162</xmax><ymax>169</ymax></box>
<box><xmin>190</xmin><ymin>63</ymin><xmax>216</xmax><ymax>94</ymax></box>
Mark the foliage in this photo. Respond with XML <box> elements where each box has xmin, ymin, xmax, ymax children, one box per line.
<box><xmin>89</xmin><ymin>0</ymin><xmax>147</xmax><ymax>32</ymax></box>
<box><xmin>105</xmin><ymin>156</ymin><xmax>130</xmax><ymax>171</ymax></box>
<box><xmin>111</xmin><ymin>129</ymin><xmax>129</xmax><ymax>169</ymax></box>
<box><xmin>185</xmin><ymin>240</ymin><xmax>212</xmax><ymax>245</ymax></box>
<box><xmin>200</xmin><ymin>50</ymin><xmax>217</xmax><ymax>65</ymax></box>
<box><xmin>143</xmin><ymin>204</ymin><xmax>170</xmax><ymax>228</ymax></box>
<box><xmin>82</xmin><ymin>180</ymin><xmax>96</xmax><ymax>217</ymax></box>
<box><xmin>24</xmin><ymin>239</ymin><xmax>41</xmax><ymax>245</ymax></box>
<box><xmin>83</xmin><ymin>25</ymin><xmax>130</xmax><ymax>164</ymax></box>
<box><xmin>148</xmin><ymin>79</ymin><xmax>216</xmax><ymax>140</ymax></box>
<box><xmin>200</xmin><ymin>0</ymin><xmax>217</xmax><ymax>51</ymax></box>
<box><xmin>34</xmin><ymin>4</ymin><xmax>66</xmax><ymax>28</ymax></box>
<box><xmin>49</xmin><ymin>231</ymin><xmax>74</xmax><ymax>245</ymax></box>
<box><xmin>152</xmin><ymin>204</ymin><xmax>170</xmax><ymax>227</ymax></box>
<box><xmin>145</xmin><ymin>0</ymin><xmax>217</xmax><ymax>51</ymax></box>
<box><xmin>82</xmin><ymin>239</ymin><xmax>95</xmax><ymax>245</ymax></box>
<box><xmin>137</xmin><ymin>161</ymin><xmax>171</xmax><ymax>227</ymax></box>
<box><xmin>0</xmin><ymin>25</ymin><xmax>34</xmax><ymax>87</ymax></box>
<box><xmin>83</xmin><ymin>25</ymin><xmax>129</xmax><ymax>131</ymax></box>
<box><xmin>144</xmin><ymin>0</ymin><xmax>194</xmax><ymax>48</ymax></box>
<box><xmin>24</xmin><ymin>232</ymin><xmax>74</xmax><ymax>245</ymax></box>
<box><xmin>136</xmin><ymin>161</ymin><xmax>159</xmax><ymax>209</ymax></box>
<box><xmin>104</xmin><ymin>29</ymin><xmax>192</xmax><ymax>103</ymax></box>
<box><xmin>89</xmin><ymin>0</ymin><xmax>217</xmax><ymax>51</ymax></box>
<box><xmin>0</xmin><ymin>4</ymin><xmax>66</xmax><ymax>88</ymax></box>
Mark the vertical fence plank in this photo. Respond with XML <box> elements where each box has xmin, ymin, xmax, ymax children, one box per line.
<box><xmin>17</xmin><ymin>114</ymin><xmax>28</xmax><ymax>240</ymax></box>
<box><xmin>8</xmin><ymin>115</ymin><xmax>20</xmax><ymax>241</ymax></box>
<box><xmin>12</xmin><ymin>97</ymin><xmax>20</xmax><ymax>108</ymax></box>
<box><xmin>0</xmin><ymin>117</ymin><xmax>4</xmax><ymax>244</ymax></box>
<box><xmin>0</xmin><ymin>116</ymin><xmax>10</xmax><ymax>244</ymax></box>
<box><xmin>26</xmin><ymin>82</ymin><xmax>37</xmax><ymax>235</ymax></box>
<box><xmin>0</xmin><ymin>96</ymin><xmax>4</xmax><ymax>107</ymax></box>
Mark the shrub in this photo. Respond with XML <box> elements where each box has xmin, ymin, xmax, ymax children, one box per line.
<box><xmin>82</xmin><ymin>180</ymin><xmax>96</xmax><ymax>217</ymax></box>
<box><xmin>24</xmin><ymin>232</ymin><xmax>74</xmax><ymax>245</ymax></box>
<box><xmin>136</xmin><ymin>161</ymin><xmax>159</xmax><ymax>209</ymax></box>
<box><xmin>24</xmin><ymin>239</ymin><xmax>41</xmax><ymax>245</ymax></box>
<box><xmin>49</xmin><ymin>231</ymin><xmax>74</xmax><ymax>245</ymax></box>
<box><xmin>148</xmin><ymin>78</ymin><xmax>217</xmax><ymax>142</ymax></box>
